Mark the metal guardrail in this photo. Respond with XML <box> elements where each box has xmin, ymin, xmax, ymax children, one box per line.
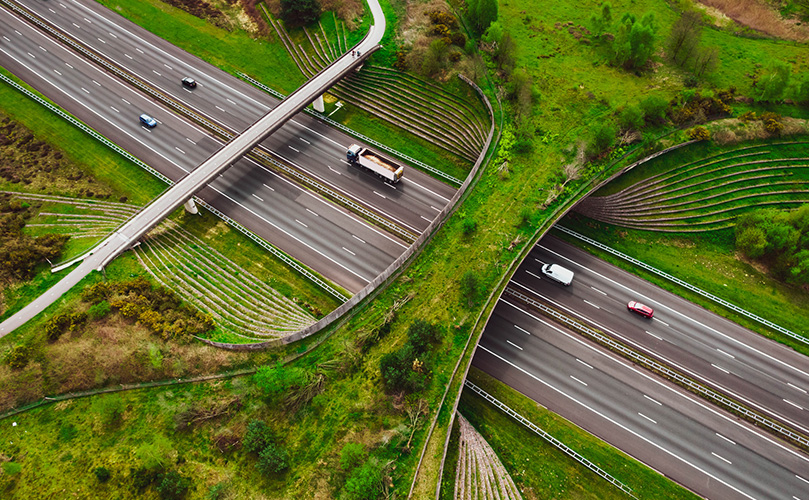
<box><xmin>192</xmin><ymin>198</ymin><xmax>349</xmax><ymax>302</ymax></box>
<box><xmin>7</xmin><ymin>0</ymin><xmax>412</xmax><ymax>244</ymax></box>
<box><xmin>504</xmin><ymin>287</ymin><xmax>809</xmax><ymax>450</ymax></box>
<box><xmin>464</xmin><ymin>380</ymin><xmax>636</xmax><ymax>498</ymax></box>
<box><xmin>0</xmin><ymin>70</ymin><xmax>347</xmax><ymax>302</ymax></box>
<box><xmin>238</xmin><ymin>73</ymin><xmax>464</xmax><ymax>186</ymax></box>
<box><xmin>248</xmin><ymin>148</ymin><xmax>417</xmax><ymax>243</ymax></box>
<box><xmin>555</xmin><ymin>226</ymin><xmax>809</xmax><ymax>346</ymax></box>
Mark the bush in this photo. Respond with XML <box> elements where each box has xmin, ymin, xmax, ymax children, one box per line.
<box><xmin>44</xmin><ymin>313</ymin><xmax>71</xmax><ymax>342</ymax></box>
<box><xmin>157</xmin><ymin>470</ymin><xmax>191</xmax><ymax>500</ymax></box>
<box><xmin>256</xmin><ymin>443</ymin><xmax>289</xmax><ymax>475</ymax></box>
<box><xmin>618</xmin><ymin>105</ymin><xmax>644</xmax><ymax>131</ymax></box>
<box><xmin>341</xmin><ymin>460</ymin><xmax>383</xmax><ymax>500</ymax></box>
<box><xmin>640</xmin><ymin>95</ymin><xmax>669</xmax><ymax>123</ymax></box>
<box><xmin>461</xmin><ymin>218</ymin><xmax>477</xmax><ymax>236</ymax></box>
<box><xmin>243</xmin><ymin>420</ymin><xmax>276</xmax><ymax>455</ymax></box>
<box><xmin>87</xmin><ymin>300</ymin><xmax>111</xmax><ymax>320</ymax></box>
<box><xmin>586</xmin><ymin>121</ymin><xmax>617</xmax><ymax>158</ymax></box>
<box><xmin>4</xmin><ymin>344</ymin><xmax>31</xmax><ymax>370</ymax></box>
<box><xmin>340</xmin><ymin>443</ymin><xmax>367</xmax><ymax>471</ymax></box>
<box><xmin>406</xmin><ymin>320</ymin><xmax>441</xmax><ymax>354</ymax></box>
<box><xmin>94</xmin><ymin>467</ymin><xmax>111</xmax><ymax>483</ymax></box>
<box><xmin>279</xmin><ymin>0</ymin><xmax>320</xmax><ymax>26</ymax></box>
<box><xmin>380</xmin><ymin>344</ymin><xmax>426</xmax><ymax>393</ymax></box>
<box><xmin>686</xmin><ymin>126</ymin><xmax>710</xmax><ymax>141</ymax></box>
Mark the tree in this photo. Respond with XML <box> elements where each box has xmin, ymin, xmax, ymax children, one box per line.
<box><xmin>243</xmin><ymin>420</ymin><xmax>276</xmax><ymax>455</ymax></box>
<box><xmin>93</xmin><ymin>467</ymin><xmax>111</xmax><ymax>483</ymax></box>
<box><xmin>493</xmin><ymin>32</ymin><xmax>516</xmax><ymax>76</ymax></box>
<box><xmin>256</xmin><ymin>443</ymin><xmax>289</xmax><ymax>475</ymax></box>
<box><xmin>586</xmin><ymin>121</ymin><xmax>617</xmax><ymax>158</ymax></box>
<box><xmin>757</xmin><ymin>62</ymin><xmax>791</xmax><ymax>102</ymax></box>
<box><xmin>666</xmin><ymin>11</ymin><xmax>702</xmax><ymax>66</ymax></box>
<box><xmin>466</xmin><ymin>0</ymin><xmax>498</xmax><ymax>36</ymax></box>
<box><xmin>612</xmin><ymin>12</ymin><xmax>658</xmax><ymax>70</ymax></box>
<box><xmin>482</xmin><ymin>21</ymin><xmax>503</xmax><ymax>45</ymax></box>
<box><xmin>589</xmin><ymin>2</ymin><xmax>613</xmax><ymax>38</ymax></box>
<box><xmin>279</xmin><ymin>0</ymin><xmax>321</xmax><ymax>26</ymax></box>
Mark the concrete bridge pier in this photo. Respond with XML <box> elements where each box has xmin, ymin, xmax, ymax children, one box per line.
<box><xmin>313</xmin><ymin>95</ymin><xmax>325</xmax><ymax>113</ymax></box>
<box><xmin>184</xmin><ymin>198</ymin><xmax>199</xmax><ymax>214</ymax></box>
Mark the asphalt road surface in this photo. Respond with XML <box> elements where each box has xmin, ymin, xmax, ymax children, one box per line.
<box><xmin>518</xmin><ymin>235</ymin><xmax>809</xmax><ymax>437</ymax></box>
<box><xmin>0</xmin><ymin>6</ymin><xmax>406</xmax><ymax>293</ymax></box>
<box><xmin>12</xmin><ymin>0</ymin><xmax>457</xmax><ymax>235</ymax></box>
<box><xmin>474</xmin><ymin>295</ymin><xmax>809</xmax><ymax>500</ymax></box>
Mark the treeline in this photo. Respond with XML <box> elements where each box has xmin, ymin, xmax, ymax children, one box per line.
<box><xmin>735</xmin><ymin>205</ymin><xmax>809</xmax><ymax>286</ymax></box>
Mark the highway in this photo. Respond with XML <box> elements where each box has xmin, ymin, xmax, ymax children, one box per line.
<box><xmin>517</xmin><ymin>235</ymin><xmax>809</xmax><ymax>437</ymax></box>
<box><xmin>0</xmin><ymin>0</ymin><xmax>396</xmax><ymax>336</ymax></box>
<box><xmin>473</xmin><ymin>295</ymin><xmax>809</xmax><ymax>500</ymax></box>
<box><xmin>12</xmin><ymin>0</ymin><xmax>456</xmax><ymax>236</ymax></box>
<box><xmin>0</xmin><ymin>9</ymin><xmax>404</xmax><ymax>293</ymax></box>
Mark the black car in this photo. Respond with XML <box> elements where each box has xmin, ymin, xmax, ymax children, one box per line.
<box><xmin>181</xmin><ymin>77</ymin><xmax>197</xmax><ymax>88</ymax></box>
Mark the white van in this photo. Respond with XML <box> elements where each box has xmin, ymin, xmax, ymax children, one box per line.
<box><xmin>541</xmin><ymin>264</ymin><xmax>574</xmax><ymax>286</ymax></box>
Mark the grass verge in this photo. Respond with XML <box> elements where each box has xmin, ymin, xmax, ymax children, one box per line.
<box><xmin>456</xmin><ymin>367</ymin><xmax>700</xmax><ymax>500</ymax></box>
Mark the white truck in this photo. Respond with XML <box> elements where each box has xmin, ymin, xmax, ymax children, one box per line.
<box><xmin>346</xmin><ymin>144</ymin><xmax>404</xmax><ymax>184</ymax></box>
<box><xmin>541</xmin><ymin>264</ymin><xmax>574</xmax><ymax>286</ymax></box>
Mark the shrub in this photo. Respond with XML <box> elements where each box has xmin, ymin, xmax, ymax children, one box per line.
<box><xmin>340</xmin><ymin>443</ymin><xmax>367</xmax><ymax>471</ymax></box>
<box><xmin>586</xmin><ymin>121</ymin><xmax>617</xmax><ymax>158</ymax></box>
<box><xmin>243</xmin><ymin>420</ymin><xmax>275</xmax><ymax>455</ymax></box>
<box><xmin>44</xmin><ymin>313</ymin><xmax>71</xmax><ymax>342</ymax></box>
<box><xmin>461</xmin><ymin>218</ymin><xmax>477</xmax><ymax>236</ymax></box>
<box><xmin>618</xmin><ymin>105</ymin><xmax>644</xmax><ymax>131</ymax></box>
<box><xmin>256</xmin><ymin>443</ymin><xmax>289</xmax><ymax>475</ymax></box>
<box><xmin>687</xmin><ymin>126</ymin><xmax>710</xmax><ymax>141</ymax></box>
<box><xmin>4</xmin><ymin>344</ymin><xmax>31</xmax><ymax>370</ymax></box>
<box><xmin>406</xmin><ymin>320</ymin><xmax>441</xmax><ymax>354</ymax></box>
<box><xmin>87</xmin><ymin>300</ymin><xmax>111</xmax><ymax>320</ymax></box>
<box><xmin>380</xmin><ymin>344</ymin><xmax>426</xmax><ymax>393</ymax></box>
<box><xmin>94</xmin><ymin>467</ymin><xmax>111</xmax><ymax>483</ymax></box>
<box><xmin>157</xmin><ymin>470</ymin><xmax>191</xmax><ymax>500</ymax></box>
<box><xmin>341</xmin><ymin>460</ymin><xmax>383</xmax><ymax>500</ymax></box>
<box><xmin>279</xmin><ymin>0</ymin><xmax>320</xmax><ymax>26</ymax></box>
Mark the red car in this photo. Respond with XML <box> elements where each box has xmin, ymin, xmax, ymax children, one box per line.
<box><xmin>627</xmin><ymin>301</ymin><xmax>654</xmax><ymax>318</ymax></box>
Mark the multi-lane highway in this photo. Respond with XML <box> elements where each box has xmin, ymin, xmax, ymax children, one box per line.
<box><xmin>474</xmin><ymin>295</ymin><xmax>809</xmax><ymax>500</ymax></box>
<box><xmin>16</xmin><ymin>0</ymin><xmax>455</xmax><ymax>235</ymax></box>
<box><xmin>0</xmin><ymin>0</ymin><xmax>458</xmax><ymax>293</ymax></box>
<box><xmin>0</xmin><ymin>9</ymin><xmax>402</xmax><ymax>292</ymax></box>
<box><xmin>519</xmin><ymin>235</ymin><xmax>809</xmax><ymax>437</ymax></box>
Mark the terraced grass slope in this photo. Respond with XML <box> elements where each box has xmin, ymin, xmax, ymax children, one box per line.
<box><xmin>14</xmin><ymin>192</ymin><xmax>316</xmax><ymax>342</ymax></box>
<box><xmin>575</xmin><ymin>141</ymin><xmax>809</xmax><ymax>232</ymax></box>
<box><xmin>454</xmin><ymin>413</ymin><xmax>523</xmax><ymax>500</ymax></box>
<box><xmin>263</xmin><ymin>6</ymin><xmax>489</xmax><ymax>165</ymax></box>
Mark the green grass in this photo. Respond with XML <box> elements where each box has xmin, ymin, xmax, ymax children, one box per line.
<box><xmin>455</xmin><ymin>368</ymin><xmax>699</xmax><ymax>500</ymax></box>
<box><xmin>3</xmin><ymin>0</ymin><xmax>809</xmax><ymax>498</ymax></box>
<box><xmin>0</xmin><ymin>70</ymin><xmax>167</xmax><ymax>205</ymax></box>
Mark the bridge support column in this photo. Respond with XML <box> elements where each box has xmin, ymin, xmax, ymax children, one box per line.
<box><xmin>313</xmin><ymin>95</ymin><xmax>325</xmax><ymax>113</ymax></box>
<box><xmin>184</xmin><ymin>198</ymin><xmax>199</xmax><ymax>214</ymax></box>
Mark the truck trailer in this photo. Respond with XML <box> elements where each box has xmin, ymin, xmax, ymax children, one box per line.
<box><xmin>346</xmin><ymin>144</ymin><xmax>404</xmax><ymax>184</ymax></box>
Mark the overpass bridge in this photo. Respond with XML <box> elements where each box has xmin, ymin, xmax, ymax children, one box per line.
<box><xmin>0</xmin><ymin>1</ymin><xmax>386</xmax><ymax>336</ymax></box>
